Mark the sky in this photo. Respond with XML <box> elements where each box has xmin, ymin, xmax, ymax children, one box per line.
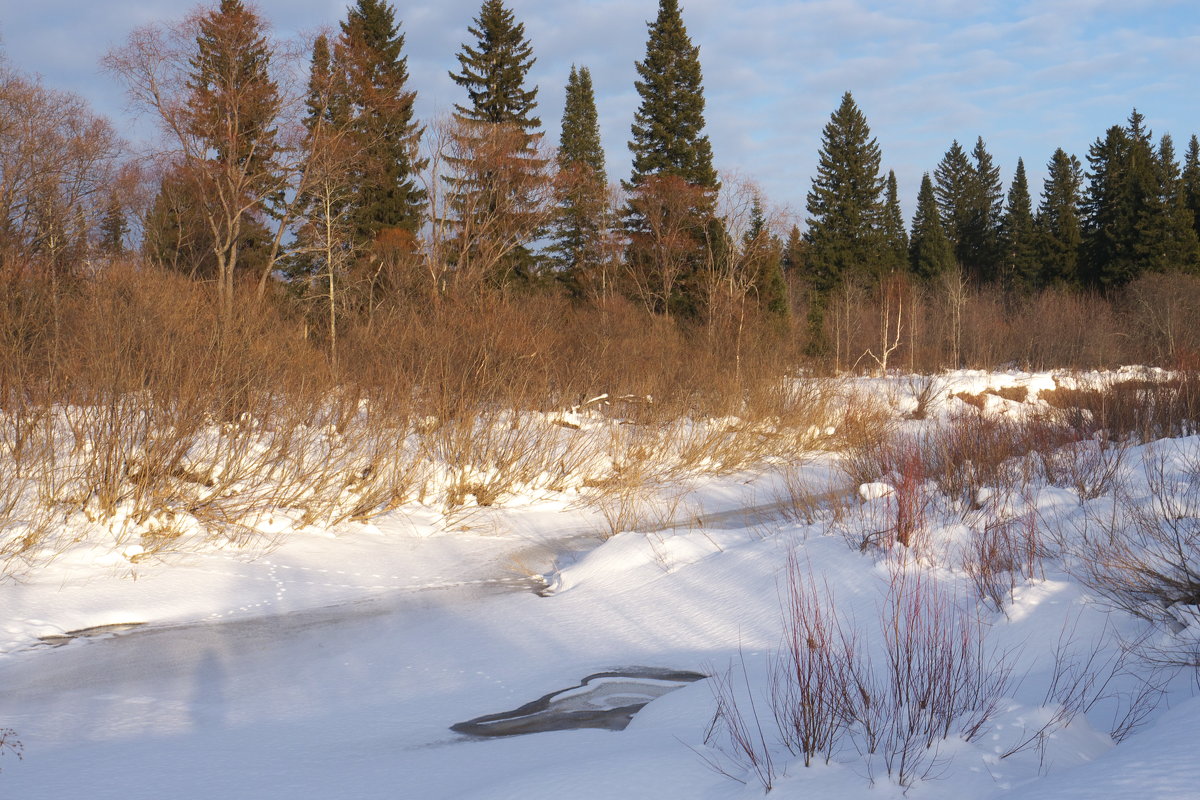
<box><xmin>2</xmin><ymin>0</ymin><xmax>1199</xmax><ymax>225</ymax></box>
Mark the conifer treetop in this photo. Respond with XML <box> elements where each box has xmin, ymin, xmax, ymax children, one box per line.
<box><xmin>549</xmin><ymin>63</ymin><xmax>610</xmax><ymax>275</ymax></box>
<box><xmin>881</xmin><ymin>169</ymin><xmax>908</xmax><ymax>272</ymax></box>
<box><xmin>186</xmin><ymin>0</ymin><xmax>281</xmax><ymax>171</ymax></box>
<box><xmin>933</xmin><ymin>139</ymin><xmax>970</xmax><ymax>245</ymax></box>
<box><xmin>303</xmin><ymin>33</ymin><xmax>336</xmax><ymax>128</ymax></box>
<box><xmin>803</xmin><ymin>91</ymin><xmax>887</xmax><ymax>290</ymax></box>
<box><xmin>450</xmin><ymin>0</ymin><xmax>540</xmax><ymax>130</ymax></box>
<box><xmin>1004</xmin><ymin>157</ymin><xmax>1033</xmax><ymax>224</ymax></box>
<box><xmin>1036</xmin><ymin>148</ymin><xmax>1084</xmax><ymax>288</ymax></box>
<box><xmin>342</xmin><ymin>0</ymin><xmax>405</xmax><ymax>64</ymax></box>
<box><xmin>909</xmin><ymin>171</ymin><xmax>954</xmax><ymax>281</ymax></box>
<box><xmin>334</xmin><ymin>0</ymin><xmax>427</xmax><ymax>239</ymax></box>
<box><xmin>558</xmin><ymin>65</ymin><xmax>605</xmax><ymax>180</ymax></box>
<box><xmin>1182</xmin><ymin>134</ymin><xmax>1200</xmax><ymax>237</ymax></box>
<box><xmin>627</xmin><ymin>0</ymin><xmax>716</xmax><ymax>190</ymax></box>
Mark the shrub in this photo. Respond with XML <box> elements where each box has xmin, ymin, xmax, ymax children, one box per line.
<box><xmin>1074</xmin><ymin>446</ymin><xmax>1200</xmax><ymax>666</ymax></box>
<box><xmin>705</xmin><ymin>554</ymin><xmax>1013</xmax><ymax>789</ymax></box>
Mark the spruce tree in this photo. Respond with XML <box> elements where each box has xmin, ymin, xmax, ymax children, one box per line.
<box><xmin>179</xmin><ymin>0</ymin><xmax>281</xmax><ymax>311</ymax></box>
<box><xmin>549</xmin><ymin>65</ymin><xmax>610</xmax><ymax>290</ymax></box>
<box><xmin>881</xmin><ymin>170</ymin><xmax>908</xmax><ymax>273</ymax></box>
<box><xmin>557</xmin><ymin>66</ymin><xmax>605</xmax><ymax>183</ymax></box>
<box><xmin>626</xmin><ymin>0</ymin><xmax>717</xmax><ymax>191</ymax></box>
<box><xmin>934</xmin><ymin>140</ymin><xmax>971</xmax><ymax>258</ymax></box>
<box><xmin>1081</xmin><ymin>111</ymin><xmax>1162</xmax><ymax>289</ymax></box>
<box><xmin>143</xmin><ymin>167</ymin><xmax>272</xmax><ymax>280</ymax></box>
<box><xmin>337</xmin><ymin>0</ymin><xmax>426</xmax><ymax>244</ymax></box>
<box><xmin>1124</xmin><ymin>111</ymin><xmax>1164</xmax><ymax>276</ymax></box>
<box><xmin>1183</xmin><ymin>134</ymin><xmax>1200</xmax><ymax>241</ymax></box>
<box><xmin>781</xmin><ymin>224</ymin><xmax>805</xmax><ymax>273</ymax></box>
<box><xmin>803</xmin><ymin>92</ymin><xmax>884</xmax><ymax>354</ymax></box>
<box><xmin>1081</xmin><ymin>124</ymin><xmax>1132</xmax><ymax>288</ymax></box>
<box><xmin>909</xmin><ymin>172</ymin><xmax>954</xmax><ymax>281</ymax></box>
<box><xmin>742</xmin><ymin>196</ymin><xmax>789</xmax><ymax>323</ymax></box>
<box><xmin>187</xmin><ymin>0</ymin><xmax>280</xmax><ymax>193</ymax></box>
<box><xmin>289</xmin><ymin>31</ymin><xmax>364</xmax><ymax>317</ymax></box>
<box><xmin>962</xmin><ymin>136</ymin><xmax>1004</xmax><ymax>281</ymax></box>
<box><xmin>451</xmin><ymin>0</ymin><xmax>539</xmax><ymax>129</ymax></box>
<box><xmin>447</xmin><ymin>0</ymin><xmax>546</xmax><ymax>284</ymax></box>
<box><xmin>1000</xmin><ymin>157</ymin><xmax>1037</xmax><ymax>291</ymax></box>
<box><xmin>288</xmin><ymin>32</ymin><xmax>343</xmax><ymax>285</ymax></box>
<box><xmin>98</xmin><ymin>198</ymin><xmax>128</xmax><ymax>256</ymax></box>
<box><xmin>304</xmin><ymin>34</ymin><xmax>342</xmax><ymax>129</ymax></box>
<box><xmin>622</xmin><ymin>0</ymin><xmax>717</xmax><ymax>319</ymax></box>
<box><xmin>1146</xmin><ymin>133</ymin><xmax>1200</xmax><ymax>273</ymax></box>
<box><xmin>804</xmin><ymin>91</ymin><xmax>885</xmax><ymax>293</ymax></box>
<box><xmin>1036</xmin><ymin>148</ymin><xmax>1084</xmax><ymax>287</ymax></box>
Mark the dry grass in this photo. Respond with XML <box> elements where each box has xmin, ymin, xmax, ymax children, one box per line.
<box><xmin>0</xmin><ymin>265</ymin><xmax>849</xmax><ymax>572</ymax></box>
<box><xmin>1040</xmin><ymin>373</ymin><xmax>1200</xmax><ymax>442</ymax></box>
<box><xmin>7</xmin><ymin>257</ymin><xmax>1200</xmax><ymax>574</ymax></box>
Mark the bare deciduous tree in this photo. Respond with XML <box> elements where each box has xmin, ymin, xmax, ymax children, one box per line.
<box><xmin>104</xmin><ymin>1</ymin><xmax>307</xmax><ymax>334</ymax></box>
<box><xmin>0</xmin><ymin>65</ymin><xmax>124</xmax><ymax>276</ymax></box>
<box><xmin>623</xmin><ymin>173</ymin><xmax>712</xmax><ymax>319</ymax></box>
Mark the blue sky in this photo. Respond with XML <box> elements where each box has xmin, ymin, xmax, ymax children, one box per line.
<box><xmin>2</xmin><ymin>0</ymin><xmax>1198</xmax><ymax>224</ymax></box>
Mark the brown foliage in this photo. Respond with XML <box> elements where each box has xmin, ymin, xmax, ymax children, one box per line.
<box><xmin>0</xmin><ymin>64</ymin><xmax>124</xmax><ymax>272</ymax></box>
<box><xmin>623</xmin><ymin>174</ymin><xmax>714</xmax><ymax>318</ymax></box>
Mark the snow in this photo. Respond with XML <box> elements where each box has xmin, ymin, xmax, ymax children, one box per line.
<box><xmin>1</xmin><ymin>369</ymin><xmax>1198</xmax><ymax>799</ymax></box>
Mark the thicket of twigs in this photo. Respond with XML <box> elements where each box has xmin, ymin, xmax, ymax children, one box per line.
<box><xmin>5</xmin><ymin>259</ymin><xmax>1200</xmax><ymax>572</ymax></box>
<box><xmin>706</xmin><ymin>371</ymin><xmax>1200</xmax><ymax>791</ymax></box>
<box><xmin>0</xmin><ymin>260</ymin><xmax>845</xmax><ymax>570</ymax></box>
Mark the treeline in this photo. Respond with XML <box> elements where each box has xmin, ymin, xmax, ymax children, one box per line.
<box><xmin>800</xmin><ymin>93</ymin><xmax>1200</xmax><ymax>354</ymax></box>
<box><xmin>809</xmin><ymin>96</ymin><xmax>1200</xmax><ymax>295</ymax></box>
<box><xmin>2</xmin><ymin>0</ymin><xmax>1200</xmax><ymax>377</ymax></box>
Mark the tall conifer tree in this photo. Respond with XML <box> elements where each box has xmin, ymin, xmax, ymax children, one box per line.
<box><xmin>626</xmin><ymin>0</ymin><xmax>716</xmax><ymax>191</ymax></box>
<box><xmin>304</xmin><ymin>34</ymin><xmax>342</xmax><ymax>129</ymax></box>
<box><xmin>742</xmin><ymin>196</ymin><xmax>789</xmax><ymax>323</ymax></box>
<box><xmin>804</xmin><ymin>91</ymin><xmax>885</xmax><ymax>292</ymax></box>
<box><xmin>881</xmin><ymin>170</ymin><xmax>908</xmax><ymax>273</ymax></box>
<box><xmin>1036</xmin><ymin>148</ymin><xmax>1084</xmax><ymax>287</ymax></box>
<box><xmin>623</xmin><ymin>0</ymin><xmax>717</xmax><ymax>319</ymax></box>
<box><xmin>1081</xmin><ymin>111</ymin><xmax>1161</xmax><ymax>288</ymax></box>
<box><xmin>451</xmin><ymin>0</ymin><xmax>539</xmax><ymax>129</ymax></box>
<box><xmin>336</xmin><ymin>0</ymin><xmax>426</xmax><ymax>244</ymax></box>
<box><xmin>1000</xmin><ymin>158</ymin><xmax>1037</xmax><ymax>290</ymax></box>
<box><xmin>1183</xmin><ymin>134</ymin><xmax>1200</xmax><ymax>241</ymax></box>
<box><xmin>181</xmin><ymin>0</ymin><xmax>281</xmax><ymax>313</ymax></box>
<box><xmin>288</xmin><ymin>34</ymin><xmax>348</xmax><ymax>291</ymax></box>
<box><xmin>549</xmin><ymin>65</ymin><xmax>610</xmax><ymax>291</ymax></box>
<box><xmin>98</xmin><ymin>198</ymin><xmax>129</xmax><ymax>256</ymax></box>
<box><xmin>1146</xmin><ymin>133</ymin><xmax>1200</xmax><ymax>272</ymax></box>
<box><xmin>187</xmin><ymin>0</ymin><xmax>281</xmax><ymax>185</ymax></box>
<box><xmin>781</xmin><ymin>224</ymin><xmax>805</xmax><ymax>274</ymax></box>
<box><xmin>962</xmin><ymin>137</ymin><xmax>1003</xmax><ymax>281</ymax></box>
<box><xmin>447</xmin><ymin>0</ymin><xmax>546</xmax><ymax>283</ymax></box>
<box><xmin>909</xmin><ymin>173</ymin><xmax>954</xmax><ymax>281</ymax></box>
<box><xmin>934</xmin><ymin>140</ymin><xmax>971</xmax><ymax>261</ymax></box>
<box><xmin>804</xmin><ymin>92</ymin><xmax>884</xmax><ymax>354</ymax></box>
<box><xmin>1081</xmin><ymin>124</ymin><xmax>1133</xmax><ymax>288</ymax></box>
